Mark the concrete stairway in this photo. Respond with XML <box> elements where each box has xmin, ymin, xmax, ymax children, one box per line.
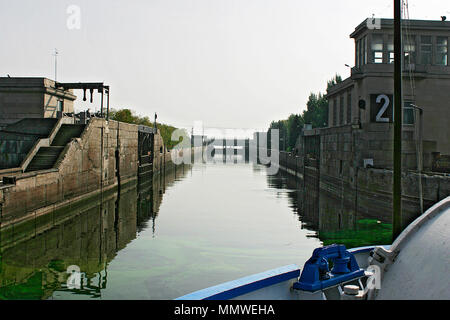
<box><xmin>25</xmin><ymin>146</ymin><xmax>65</xmax><ymax>172</ymax></box>
<box><xmin>24</xmin><ymin>124</ymin><xmax>86</xmax><ymax>172</ymax></box>
<box><xmin>51</xmin><ymin>124</ymin><xmax>85</xmax><ymax>146</ymax></box>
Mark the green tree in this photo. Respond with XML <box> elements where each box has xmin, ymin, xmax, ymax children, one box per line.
<box><xmin>159</xmin><ymin>123</ymin><xmax>181</xmax><ymax>149</ymax></box>
<box><xmin>286</xmin><ymin>114</ymin><xmax>304</xmax><ymax>151</ymax></box>
<box><xmin>302</xmin><ymin>92</ymin><xmax>328</xmax><ymax>128</ymax></box>
<box><xmin>268</xmin><ymin>120</ymin><xmax>288</xmax><ymax>151</ymax></box>
<box><xmin>267</xmin><ymin>74</ymin><xmax>342</xmax><ymax>151</ymax></box>
<box><xmin>110</xmin><ymin>108</ymin><xmax>182</xmax><ymax>149</ymax></box>
<box><xmin>110</xmin><ymin>108</ymin><xmax>137</xmax><ymax>124</ymax></box>
<box><xmin>327</xmin><ymin>73</ymin><xmax>343</xmax><ymax>90</ymax></box>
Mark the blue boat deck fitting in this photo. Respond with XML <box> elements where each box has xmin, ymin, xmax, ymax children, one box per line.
<box><xmin>293</xmin><ymin>244</ymin><xmax>365</xmax><ymax>292</ymax></box>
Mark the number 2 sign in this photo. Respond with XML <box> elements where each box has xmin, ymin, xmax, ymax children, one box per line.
<box><xmin>370</xmin><ymin>94</ymin><xmax>393</xmax><ymax>123</ymax></box>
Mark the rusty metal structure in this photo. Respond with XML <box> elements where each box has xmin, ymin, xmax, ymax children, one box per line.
<box><xmin>56</xmin><ymin>82</ymin><xmax>110</xmax><ymax>119</ymax></box>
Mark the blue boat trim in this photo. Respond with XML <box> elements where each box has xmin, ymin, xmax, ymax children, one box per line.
<box><xmin>175</xmin><ymin>264</ymin><xmax>301</xmax><ymax>300</ymax></box>
<box><xmin>348</xmin><ymin>244</ymin><xmax>390</xmax><ymax>255</ymax></box>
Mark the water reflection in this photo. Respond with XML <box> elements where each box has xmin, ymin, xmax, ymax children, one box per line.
<box><xmin>0</xmin><ymin>164</ymin><xmax>191</xmax><ymax>300</ymax></box>
<box><xmin>267</xmin><ymin>170</ymin><xmax>392</xmax><ymax>249</ymax></box>
<box><xmin>0</xmin><ymin>157</ymin><xmax>391</xmax><ymax>300</ymax></box>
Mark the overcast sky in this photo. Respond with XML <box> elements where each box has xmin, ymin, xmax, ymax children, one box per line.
<box><xmin>1</xmin><ymin>0</ymin><xmax>449</xmax><ymax>133</ymax></box>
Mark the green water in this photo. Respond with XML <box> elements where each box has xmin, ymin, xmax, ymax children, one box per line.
<box><xmin>0</xmin><ymin>159</ymin><xmax>391</xmax><ymax>299</ymax></box>
<box><xmin>320</xmin><ymin>219</ymin><xmax>392</xmax><ymax>248</ymax></box>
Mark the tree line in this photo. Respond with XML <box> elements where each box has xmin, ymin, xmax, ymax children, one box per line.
<box><xmin>267</xmin><ymin>74</ymin><xmax>342</xmax><ymax>152</ymax></box>
<box><xmin>109</xmin><ymin>108</ymin><xmax>185</xmax><ymax>149</ymax></box>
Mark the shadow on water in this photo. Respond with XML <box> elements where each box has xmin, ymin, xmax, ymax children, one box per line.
<box><xmin>0</xmin><ymin>164</ymin><xmax>191</xmax><ymax>300</ymax></box>
<box><xmin>266</xmin><ymin>169</ymin><xmax>392</xmax><ymax>249</ymax></box>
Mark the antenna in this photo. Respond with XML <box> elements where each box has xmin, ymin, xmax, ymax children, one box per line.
<box><xmin>53</xmin><ymin>48</ymin><xmax>59</xmax><ymax>82</ymax></box>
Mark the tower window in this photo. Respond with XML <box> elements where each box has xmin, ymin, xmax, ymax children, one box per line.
<box><xmin>420</xmin><ymin>36</ymin><xmax>432</xmax><ymax>65</ymax></box>
<box><xmin>403</xmin><ymin>36</ymin><xmax>416</xmax><ymax>67</ymax></box>
<box><xmin>333</xmin><ymin>98</ymin><xmax>337</xmax><ymax>126</ymax></box>
<box><xmin>372</xmin><ymin>34</ymin><xmax>384</xmax><ymax>63</ymax></box>
<box><xmin>356</xmin><ymin>39</ymin><xmax>361</xmax><ymax>67</ymax></box>
<box><xmin>362</xmin><ymin>36</ymin><xmax>367</xmax><ymax>65</ymax></box>
<box><xmin>436</xmin><ymin>36</ymin><xmax>448</xmax><ymax>66</ymax></box>
<box><xmin>339</xmin><ymin>95</ymin><xmax>344</xmax><ymax>125</ymax></box>
<box><xmin>347</xmin><ymin>92</ymin><xmax>352</xmax><ymax>124</ymax></box>
<box><xmin>388</xmin><ymin>35</ymin><xmax>395</xmax><ymax>63</ymax></box>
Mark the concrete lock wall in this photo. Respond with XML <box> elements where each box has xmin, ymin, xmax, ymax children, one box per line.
<box><xmin>318</xmin><ymin>123</ymin><xmax>437</xmax><ymax>177</ymax></box>
<box><xmin>0</xmin><ymin>118</ymin><xmax>140</xmax><ymax>227</ymax></box>
<box><xmin>282</xmin><ymin>127</ymin><xmax>450</xmax><ymax>227</ymax></box>
<box><xmin>152</xmin><ymin>129</ymin><xmax>170</xmax><ymax>174</ymax></box>
<box><xmin>0</xmin><ymin>117</ymin><xmax>196</xmax><ymax>230</ymax></box>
